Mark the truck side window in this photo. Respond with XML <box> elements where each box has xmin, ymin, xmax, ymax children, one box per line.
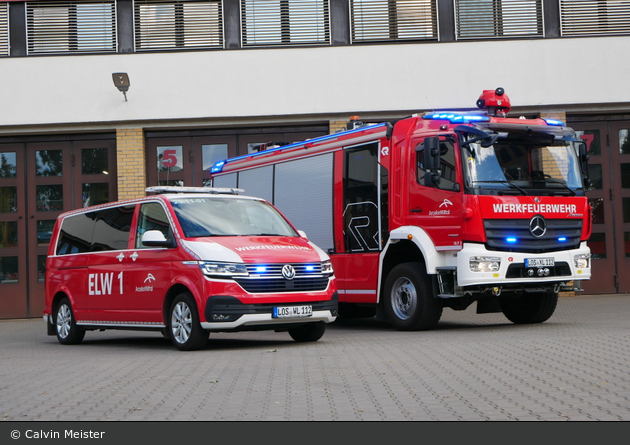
<box><xmin>416</xmin><ymin>141</ymin><xmax>457</xmax><ymax>190</ymax></box>
<box><xmin>135</xmin><ymin>202</ymin><xmax>172</xmax><ymax>248</ymax></box>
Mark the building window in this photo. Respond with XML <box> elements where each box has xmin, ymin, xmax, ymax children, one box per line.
<box><xmin>26</xmin><ymin>1</ymin><xmax>116</xmax><ymax>54</ymax></box>
<box><xmin>0</xmin><ymin>3</ymin><xmax>8</xmax><ymax>57</ymax></box>
<box><xmin>351</xmin><ymin>0</ymin><xmax>436</xmax><ymax>42</ymax></box>
<box><xmin>241</xmin><ymin>0</ymin><xmax>330</xmax><ymax>46</ymax></box>
<box><xmin>135</xmin><ymin>0</ymin><xmax>223</xmax><ymax>51</ymax></box>
<box><xmin>455</xmin><ymin>0</ymin><xmax>543</xmax><ymax>40</ymax></box>
<box><xmin>561</xmin><ymin>0</ymin><xmax>630</xmax><ymax>36</ymax></box>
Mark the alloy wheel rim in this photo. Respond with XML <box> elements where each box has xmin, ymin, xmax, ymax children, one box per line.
<box><xmin>171</xmin><ymin>302</ymin><xmax>192</xmax><ymax>344</ymax></box>
<box><xmin>57</xmin><ymin>304</ymin><xmax>71</xmax><ymax>338</ymax></box>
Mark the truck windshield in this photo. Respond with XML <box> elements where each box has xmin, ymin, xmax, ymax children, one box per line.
<box><xmin>461</xmin><ymin>131</ymin><xmax>584</xmax><ymax>196</ymax></box>
<box><xmin>170</xmin><ymin>197</ymin><xmax>298</xmax><ymax>238</ymax></box>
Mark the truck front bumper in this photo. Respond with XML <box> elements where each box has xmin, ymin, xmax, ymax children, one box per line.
<box><xmin>456</xmin><ymin>242</ymin><xmax>591</xmax><ymax>288</ymax></box>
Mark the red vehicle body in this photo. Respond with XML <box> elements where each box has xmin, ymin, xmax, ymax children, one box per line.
<box><xmin>44</xmin><ymin>187</ymin><xmax>338</xmax><ymax>350</ymax></box>
<box><xmin>210</xmin><ymin>89</ymin><xmax>592</xmax><ymax>330</ymax></box>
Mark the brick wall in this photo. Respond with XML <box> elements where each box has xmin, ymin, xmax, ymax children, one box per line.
<box><xmin>116</xmin><ymin>128</ymin><xmax>146</xmax><ymax>200</ymax></box>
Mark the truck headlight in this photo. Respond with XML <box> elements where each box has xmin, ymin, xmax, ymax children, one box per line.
<box><xmin>321</xmin><ymin>260</ymin><xmax>334</xmax><ymax>276</ymax></box>
<box><xmin>470</xmin><ymin>256</ymin><xmax>501</xmax><ymax>272</ymax></box>
<box><xmin>574</xmin><ymin>253</ymin><xmax>590</xmax><ymax>269</ymax></box>
<box><xmin>199</xmin><ymin>261</ymin><xmax>248</xmax><ymax>278</ymax></box>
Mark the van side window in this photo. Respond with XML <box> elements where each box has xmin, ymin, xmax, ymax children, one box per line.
<box><xmin>56</xmin><ymin>213</ymin><xmax>95</xmax><ymax>255</ymax></box>
<box><xmin>136</xmin><ymin>202</ymin><xmax>172</xmax><ymax>248</ymax></box>
<box><xmin>90</xmin><ymin>205</ymin><xmax>135</xmax><ymax>251</ymax></box>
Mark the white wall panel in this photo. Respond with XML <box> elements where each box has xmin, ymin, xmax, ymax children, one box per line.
<box><xmin>1</xmin><ymin>36</ymin><xmax>629</xmax><ymax>129</ymax></box>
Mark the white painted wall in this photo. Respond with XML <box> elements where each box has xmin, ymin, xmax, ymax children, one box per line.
<box><xmin>1</xmin><ymin>36</ymin><xmax>629</xmax><ymax>128</ymax></box>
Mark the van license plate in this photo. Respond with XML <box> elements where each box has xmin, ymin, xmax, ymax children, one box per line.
<box><xmin>273</xmin><ymin>305</ymin><xmax>313</xmax><ymax>318</ymax></box>
<box><xmin>525</xmin><ymin>258</ymin><xmax>555</xmax><ymax>267</ymax></box>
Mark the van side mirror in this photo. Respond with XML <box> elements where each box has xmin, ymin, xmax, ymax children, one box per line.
<box><xmin>141</xmin><ymin>230</ymin><xmax>174</xmax><ymax>247</ymax></box>
<box><xmin>423</xmin><ymin>137</ymin><xmax>441</xmax><ymax>187</ymax></box>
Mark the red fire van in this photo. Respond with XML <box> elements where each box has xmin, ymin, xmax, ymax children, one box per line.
<box><xmin>43</xmin><ymin>186</ymin><xmax>338</xmax><ymax>350</ymax></box>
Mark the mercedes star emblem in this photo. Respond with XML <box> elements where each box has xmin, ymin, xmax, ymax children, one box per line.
<box><xmin>529</xmin><ymin>215</ymin><xmax>547</xmax><ymax>238</ymax></box>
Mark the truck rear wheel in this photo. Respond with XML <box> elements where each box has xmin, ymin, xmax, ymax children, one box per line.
<box><xmin>383</xmin><ymin>262</ymin><xmax>442</xmax><ymax>331</ymax></box>
<box><xmin>499</xmin><ymin>290</ymin><xmax>558</xmax><ymax>324</ymax></box>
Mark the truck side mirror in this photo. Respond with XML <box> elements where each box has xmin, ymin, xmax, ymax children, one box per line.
<box><xmin>578</xmin><ymin>142</ymin><xmax>591</xmax><ymax>188</ymax></box>
<box><xmin>423</xmin><ymin>137</ymin><xmax>441</xmax><ymax>187</ymax></box>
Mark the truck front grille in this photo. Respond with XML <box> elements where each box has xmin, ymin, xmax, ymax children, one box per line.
<box><xmin>484</xmin><ymin>218</ymin><xmax>582</xmax><ymax>253</ymax></box>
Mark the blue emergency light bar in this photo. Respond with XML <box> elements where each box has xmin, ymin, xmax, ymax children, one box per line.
<box><xmin>423</xmin><ymin>113</ymin><xmax>490</xmax><ymax>123</ymax></box>
<box><xmin>543</xmin><ymin>119</ymin><xmax>565</xmax><ymax>126</ymax></box>
<box><xmin>210</xmin><ymin>123</ymin><xmax>386</xmax><ymax>174</ymax></box>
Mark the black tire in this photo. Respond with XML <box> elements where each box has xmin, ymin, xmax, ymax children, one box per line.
<box><xmin>54</xmin><ymin>298</ymin><xmax>85</xmax><ymax>345</ymax></box>
<box><xmin>288</xmin><ymin>321</ymin><xmax>326</xmax><ymax>342</ymax></box>
<box><xmin>169</xmin><ymin>292</ymin><xmax>209</xmax><ymax>351</ymax></box>
<box><xmin>499</xmin><ymin>290</ymin><xmax>558</xmax><ymax>324</ymax></box>
<box><xmin>383</xmin><ymin>262</ymin><xmax>442</xmax><ymax>331</ymax></box>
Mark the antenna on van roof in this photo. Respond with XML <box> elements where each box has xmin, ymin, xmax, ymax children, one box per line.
<box><xmin>145</xmin><ymin>186</ymin><xmax>245</xmax><ymax>195</ymax></box>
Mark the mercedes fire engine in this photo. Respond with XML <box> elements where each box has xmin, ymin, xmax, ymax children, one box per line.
<box><xmin>209</xmin><ymin>88</ymin><xmax>592</xmax><ymax>330</ymax></box>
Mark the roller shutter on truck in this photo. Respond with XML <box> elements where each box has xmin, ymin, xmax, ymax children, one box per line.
<box><xmin>212</xmin><ymin>153</ymin><xmax>334</xmax><ymax>253</ymax></box>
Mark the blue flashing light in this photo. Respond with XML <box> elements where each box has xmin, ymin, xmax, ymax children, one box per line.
<box><xmin>305</xmin><ymin>265</ymin><xmax>316</xmax><ymax>272</ymax></box>
<box><xmin>210</xmin><ymin>160</ymin><xmax>225</xmax><ymax>173</ymax></box>
<box><xmin>558</xmin><ymin>237</ymin><xmax>567</xmax><ymax>242</ymax></box>
<box><xmin>506</xmin><ymin>237</ymin><xmax>518</xmax><ymax>244</ymax></box>
<box><xmin>424</xmin><ymin>113</ymin><xmax>490</xmax><ymax>124</ymax></box>
<box><xmin>254</xmin><ymin>266</ymin><xmax>267</xmax><ymax>273</ymax></box>
<box><xmin>544</xmin><ymin>119</ymin><xmax>565</xmax><ymax>126</ymax></box>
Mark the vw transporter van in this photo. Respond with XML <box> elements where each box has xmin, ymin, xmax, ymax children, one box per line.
<box><xmin>44</xmin><ymin>187</ymin><xmax>338</xmax><ymax>350</ymax></box>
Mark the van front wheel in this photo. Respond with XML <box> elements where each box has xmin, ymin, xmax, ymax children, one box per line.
<box><xmin>288</xmin><ymin>322</ymin><xmax>326</xmax><ymax>342</ymax></box>
<box><xmin>55</xmin><ymin>298</ymin><xmax>85</xmax><ymax>345</ymax></box>
<box><xmin>169</xmin><ymin>292</ymin><xmax>208</xmax><ymax>351</ymax></box>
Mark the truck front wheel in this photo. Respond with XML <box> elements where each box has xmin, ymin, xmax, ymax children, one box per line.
<box><xmin>499</xmin><ymin>290</ymin><xmax>558</xmax><ymax>324</ymax></box>
<box><xmin>383</xmin><ymin>262</ymin><xmax>442</xmax><ymax>331</ymax></box>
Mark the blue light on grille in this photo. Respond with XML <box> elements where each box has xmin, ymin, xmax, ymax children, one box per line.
<box><xmin>506</xmin><ymin>237</ymin><xmax>517</xmax><ymax>243</ymax></box>
<box><xmin>558</xmin><ymin>237</ymin><xmax>567</xmax><ymax>242</ymax></box>
<box><xmin>305</xmin><ymin>265</ymin><xmax>316</xmax><ymax>272</ymax></box>
<box><xmin>254</xmin><ymin>266</ymin><xmax>267</xmax><ymax>273</ymax></box>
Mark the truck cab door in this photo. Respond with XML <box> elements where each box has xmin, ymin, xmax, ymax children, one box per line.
<box><xmin>407</xmin><ymin>138</ymin><xmax>463</xmax><ymax>251</ymax></box>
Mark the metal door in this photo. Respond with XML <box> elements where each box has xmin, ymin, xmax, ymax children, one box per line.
<box><xmin>572</xmin><ymin>120</ymin><xmax>630</xmax><ymax>294</ymax></box>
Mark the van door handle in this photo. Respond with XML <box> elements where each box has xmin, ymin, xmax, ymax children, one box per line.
<box><xmin>411</xmin><ymin>208</ymin><xmax>423</xmax><ymax>213</ymax></box>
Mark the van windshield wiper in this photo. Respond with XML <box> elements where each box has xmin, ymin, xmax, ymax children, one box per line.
<box><xmin>472</xmin><ymin>180</ymin><xmax>527</xmax><ymax>195</ymax></box>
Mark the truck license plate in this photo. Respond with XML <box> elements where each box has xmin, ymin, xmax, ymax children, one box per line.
<box><xmin>273</xmin><ymin>305</ymin><xmax>313</xmax><ymax>319</ymax></box>
<box><xmin>525</xmin><ymin>258</ymin><xmax>555</xmax><ymax>268</ymax></box>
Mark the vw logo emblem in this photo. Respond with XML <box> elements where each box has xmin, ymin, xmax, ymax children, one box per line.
<box><xmin>529</xmin><ymin>215</ymin><xmax>547</xmax><ymax>238</ymax></box>
<box><xmin>282</xmin><ymin>264</ymin><xmax>296</xmax><ymax>280</ymax></box>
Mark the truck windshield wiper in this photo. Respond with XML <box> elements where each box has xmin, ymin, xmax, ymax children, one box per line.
<box><xmin>531</xmin><ymin>179</ymin><xmax>576</xmax><ymax>196</ymax></box>
<box><xmin>472</xmin><ymin>180</ymin><xmax>527</xmax><ymax>195</ymax></box>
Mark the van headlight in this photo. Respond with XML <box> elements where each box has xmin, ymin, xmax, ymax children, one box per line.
<box><xmin>199</xmin><ymin>261</ymin><xmax>248</xmax><ymax>278</ymax></box>
<box><xmin>469</xmin><ymin>256</ymin><xmax>501</xmax><ymax>272</ymax></box>
<box><xmin>574</xmin><ymin>253</ymin><xmax>590</xmax><ymax>269</ymax></box>
<box><xmin>321</xmin><ymin>260</ymin><xmax>334</xmax><ymax>276</ymax></box>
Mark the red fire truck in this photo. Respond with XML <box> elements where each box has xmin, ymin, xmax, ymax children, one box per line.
<box><xmin>210</xmin><ymin>88</ymin><xmax>592</xmax><ymax>330</ymax></box>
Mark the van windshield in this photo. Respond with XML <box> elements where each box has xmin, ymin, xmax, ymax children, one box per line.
<box><xmin>170</xmin><ymin>197</ymin><xmax>298</xmax><ymax>238</ymax></box>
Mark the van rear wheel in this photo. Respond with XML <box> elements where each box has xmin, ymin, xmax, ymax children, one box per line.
<box><xmin>169</xmin><ymin>292</ymin><xmax>208</xmax><ymax>351</ymax></box>
<box><xmin>55</xmin><ymin>298</ymin><xmax>85</xmax><ymax>345</ymax></box>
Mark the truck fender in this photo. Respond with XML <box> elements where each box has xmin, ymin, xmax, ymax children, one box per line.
<box><xmin>378</xmin><ymin>226</ymin><xmax>450</xmax><ymax>303</ymax></box>
<box><xmin>166</xmin><ymin>275</ymin><xmax>206</xmax><ymax>321</ymax></box>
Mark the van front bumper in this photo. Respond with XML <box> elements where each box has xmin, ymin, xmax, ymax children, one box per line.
<box><xmin>200</xmin><ymin>292</ymin><xmax>338</xmax><ymax>331</ymax></box>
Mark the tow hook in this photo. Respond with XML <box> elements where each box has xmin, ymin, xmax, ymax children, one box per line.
<box><xmin>484</xmin><ymin>286</ymin><xmax>502</xmax><ymax>296</ymax></box>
